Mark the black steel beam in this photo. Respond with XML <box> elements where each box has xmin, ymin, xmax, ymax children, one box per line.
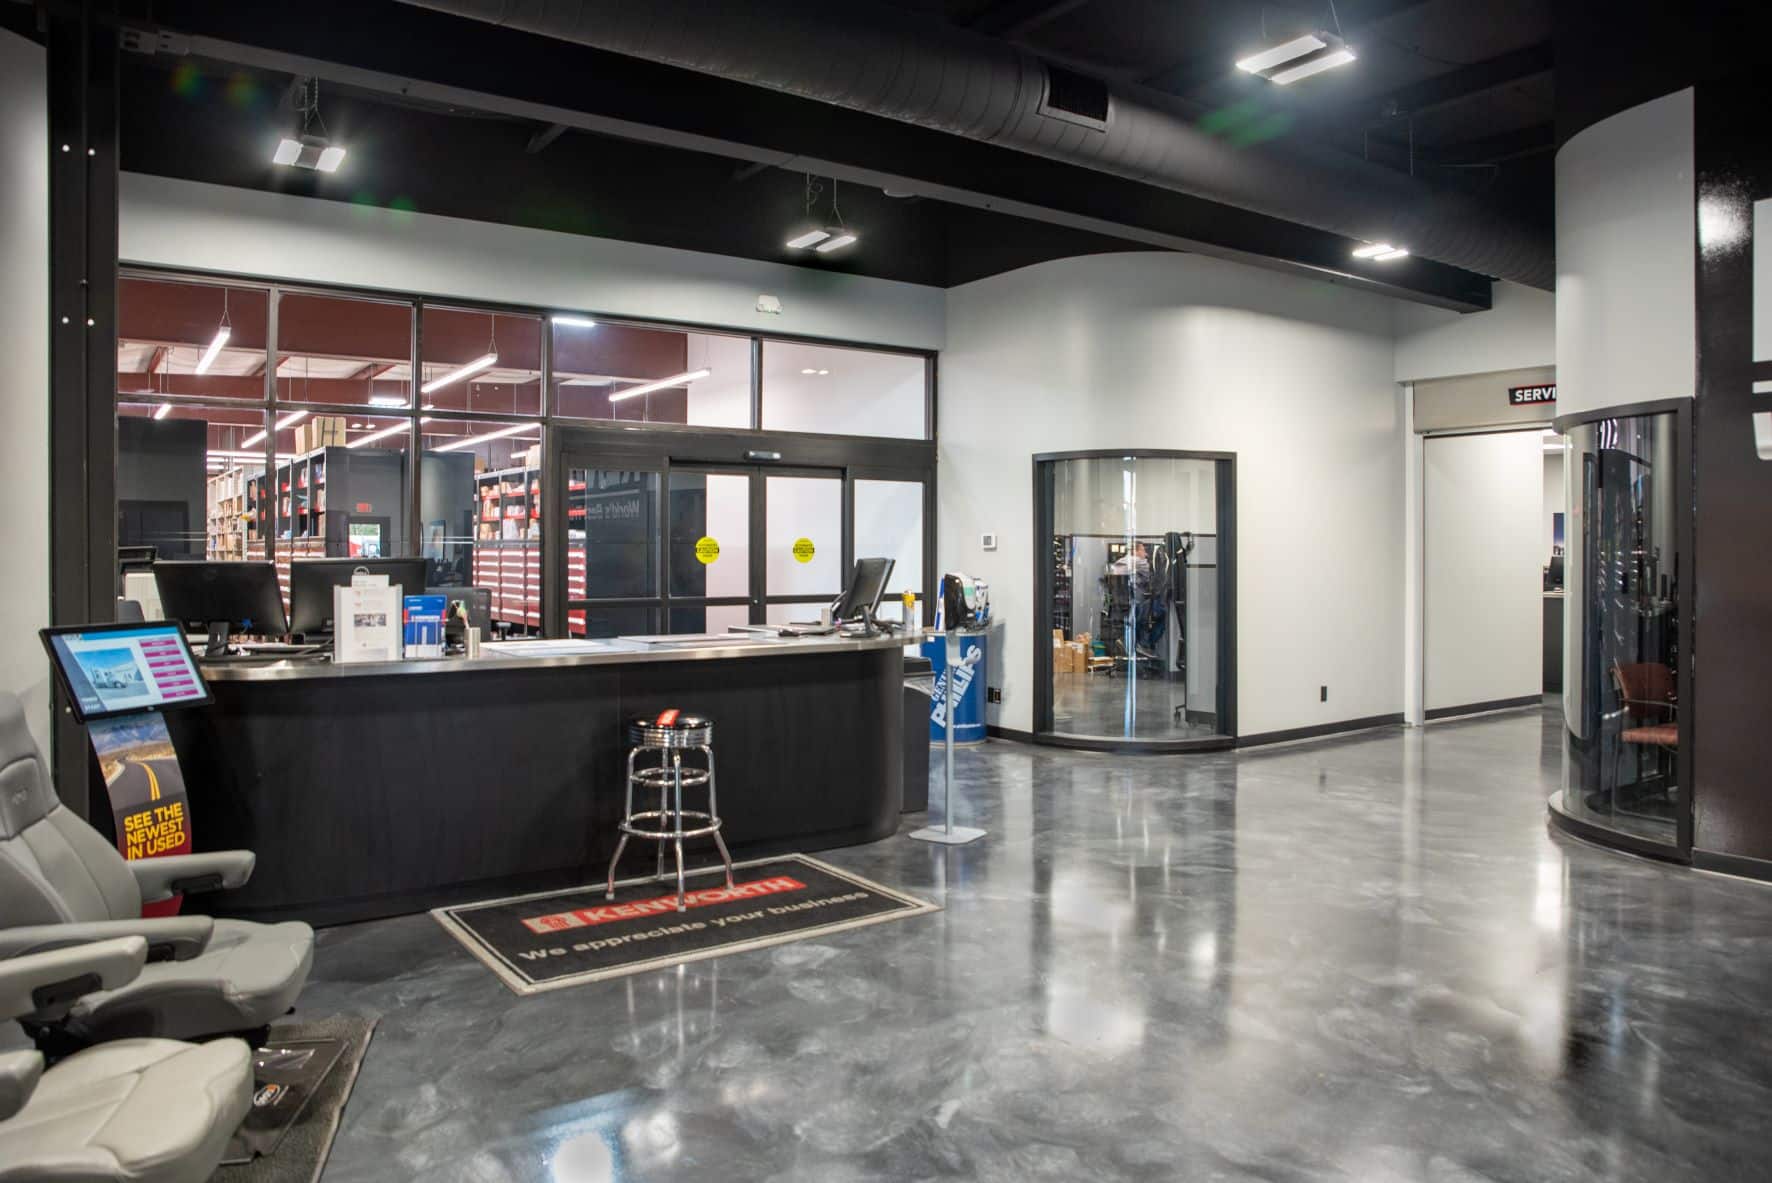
<box><xmin>1379</xmin><ymin>43</ymin><xmax>1553</xmax><ymax>118</ymax></box>
<box><xmin>962</xmin><ymin>0</ymin><xmax>1094</xmax><ymax>38</ymax></box>
<box><xmin>47</xmin><ymin>0</ymin><xmax>120</xmax><ymax>818</ymax></box>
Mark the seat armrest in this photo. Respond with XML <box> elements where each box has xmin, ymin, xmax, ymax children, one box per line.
<box><xmin>128</xmin><ymin>850</ymin><xmax>256</xmax><ymax>902</ymax></box>
<box><xmin>0</xmin><ymin>1050</ymin><xmax>43</xmax><ymax>1122</ymax></box>
<box><xmin>0</xmin><ymin>936</ymin><xmax>149</xmax><ymax>1024</ymax></box>
<box><xmin>0</xmin><ymin>917</ymin><xmax>213</xmax><ymax>964</ymax></box>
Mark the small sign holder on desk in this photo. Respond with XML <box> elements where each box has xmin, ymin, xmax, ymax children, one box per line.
<box><xmin>911</xmin><ymin>577</ymin><xmax>986</xmax><ymax>846</ymax></box>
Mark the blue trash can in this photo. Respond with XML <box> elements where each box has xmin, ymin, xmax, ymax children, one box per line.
<box><xmin>922</xmin><ymin>630</ymin><xmax>988</xmax><ymax>746</ymax></box>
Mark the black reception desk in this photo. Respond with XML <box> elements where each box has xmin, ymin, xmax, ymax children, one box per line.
<box><xmin>168</xmin><ymin>634</ymin><xmax>906</xmax><ymax>926</ymax></box>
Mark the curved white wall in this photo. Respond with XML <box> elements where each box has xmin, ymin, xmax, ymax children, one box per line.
<box><xmin>1556</xmin><ymin>89</ymin><xmax>1695</xmax><ymax>418</ymax></box>
<box><xmin>941</xmin><ymin>251</ymin><xmax>1405</xmax><ymax>738</ymax></box>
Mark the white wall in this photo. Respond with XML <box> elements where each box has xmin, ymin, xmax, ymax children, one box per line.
<box><xmin>1</xmin><ymin>31</ymin><xmax>51</xmax><ymax>752</ymax></box>
<box><xmin>1556</xmin><ymin>89</ymin><xmax>1696</xmax><ymax>418</ymax></box>
<box><xmin>119</xmin><ymin>174</ymin><xmax>946</xmax><ymax>352</ymax></box>
<box><xmin>1394</xmin><ymin>281</ymin><xmax>1555</xmax><ymax>383</ymax></box>
<box><xmin>942</xmin><ymin>251</ymin><xmax>1404</xmax><ymax>738</ymax></box>
<box><xmin>1423</xmin><ymin>432</ymin><xmax>1544</xmax><ymax>712</ymax></box>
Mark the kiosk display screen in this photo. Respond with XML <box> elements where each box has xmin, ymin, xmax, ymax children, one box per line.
<box><xmin>41</xmin><ymin>623</ymin><xmax>213</xmax><ymax>722</ymax></box>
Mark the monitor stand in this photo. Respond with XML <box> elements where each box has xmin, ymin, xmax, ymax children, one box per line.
<box><xmin>203</xmin><ymin>621</ymin><xmax>232</xmax><ymax>658</ymax></box>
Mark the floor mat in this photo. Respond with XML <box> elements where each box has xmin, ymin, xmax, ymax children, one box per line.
<box><xmin>214</xmin><ymin>1015</ymin><xmax>377</xmax><ymax>1183</ymax></box>
<box><xmin>434</xmin><ymin>854</ymin><xmax>939</xmax><ymax>995</ymax></box>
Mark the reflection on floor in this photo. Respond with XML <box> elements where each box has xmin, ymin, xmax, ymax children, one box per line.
<box><xmin>302</xmin><ymin>704</ymin><xmax>1772</xmax><ymax>1181</ymax></box>
<box><xmin>1051</xmin><ymin>669</ymin><xmax>1221</xmax><ymax>739</ymax></box>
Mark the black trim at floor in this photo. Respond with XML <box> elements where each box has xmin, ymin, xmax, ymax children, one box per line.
<box><xmin>1424</xmin><ymin>695</ymin><xmax>1542</xmax><ymax>721</ymax></box>
<box><xmin>1546</xmin><ymin>790</ymin><xmax>1689</xmax><ymax>866</ymax></box>
<box><xmin>1236</xmin><ymin>713</ymin><xmax>1404</xmax><ymax>748</ymax></box>
<box><xmin>1692</xmin><ymin>847</ymin><xmax>1772</xmax><ymax>884</ymax></box>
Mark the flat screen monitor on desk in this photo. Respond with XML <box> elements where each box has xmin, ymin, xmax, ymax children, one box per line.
<box><xmin>40</xmin><ymin>622</ymin><xmax>212</xmax><ymax>723</ymax></box>
<box><xmin>153</xmin><ymin>561</ymin><xmax>289</xmax><ymax>656</ymax></box>
<box><xmin>833</xmin><ymin>557</ymin><xmax>896</xmax><ymax>627</ymax></box>
<box><xmin>289</xmin><ymin>557</ymin><xmax>427</xmax><ymax>639</ymax></box>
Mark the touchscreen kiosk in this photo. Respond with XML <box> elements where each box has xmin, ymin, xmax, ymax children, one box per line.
<box><xmin>41</xmin><ymin>622</ymin><xmax>212</xmax><ymax>722</ymax></box>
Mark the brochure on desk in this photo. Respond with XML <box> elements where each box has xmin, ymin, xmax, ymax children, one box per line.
<box><xmin>334</xmin><ymin>578</ymin><xmax>403</xmax><ymax>663</ymax></box>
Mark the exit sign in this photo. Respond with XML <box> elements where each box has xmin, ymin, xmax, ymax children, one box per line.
<box><xmin>1509</xmin><ymin>383</ymin><xmax>1557</xmax><ymax>406</ymax></box>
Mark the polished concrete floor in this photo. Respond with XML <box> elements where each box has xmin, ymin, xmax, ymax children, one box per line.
<box><xmin>1051</xmin><ymin>669</ymin><xmax>1223</xmax><ymax>739</ymax></box>
<box><xmin>302</xmin><ymin>705</ymin><xmax>1772</xmax><ymax>1181</ymax></box>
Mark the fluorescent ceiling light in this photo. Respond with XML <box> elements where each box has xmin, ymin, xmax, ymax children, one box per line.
<box><xmin>1270</xmin><ymin>47</ymin><xmax>1357</xmax><ymax>85</ymax></box>
<box><xmin>273</xmin><ymin>133</ymin><xmax>345</xmax><ymax>172</ymax></box>
<box><xmin>194</xmin><ymin>326</ymin><xmax>231</xmax><ymax>375</ymax></box>
<box><xmin>801</xmin><ymin>368</ymin><xmax>818</xmax><ymax>375</ymax></box>
<box><xmin>368</xmin><ymin>395</ymin><xmax>407</xmax><ymax>408</ymax></box>
<box><xmin>1372</xmin><ymin>247</ymin><xmax>1410</xmax><ymax>261</ymax></box>
<box><xmin>607</xmin><ymin>368</ymin><xmax>711</xmax><ymax>404</ymax></box>
<box><xmin>239</xmin><ymin>409</ymin><xmax>308</xmax><ymax>449</ymax></box>
<box><xmin>433</xmin><ymin>422</ymin><xmax>532</xmax><ymax>453</ymax></box>
<box><xmin>420</xmin><ymin>352</ymin><xmax>498</xmax><ymax>394</ymax></box>
<box><xmin>814</xmin><ymin>232</ymin><xmax>858</xmax><ymax>253</ymax></box>
<box><xmin>153</xmin><ymin>403</ymin><xmax>173</xmax><ymax>420</ymax></box>
<box><xmin>552</xmin><ymin>315</ymin><xmax>598</xmax><ymax>328</ymax></box>
<box><xmin>1351</xmin><ymin>242</ymin><xmax>1394</xmax><ymax>259</ymax></box>
<box><xmin>785</xmin><ymin>228</ymin><xmax>830</xmax><ymax>249</ymax></box>
<box><xmin>1236</xmin><ymin>33</ymin><xmax>1326</xmax><ymax>74</ymax></box>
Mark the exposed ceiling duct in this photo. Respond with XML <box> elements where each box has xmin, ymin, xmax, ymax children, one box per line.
<box><xmin>397</xmin><ymin>0</ymin><xmax>1554</xmax><ymax>290</ymax></box>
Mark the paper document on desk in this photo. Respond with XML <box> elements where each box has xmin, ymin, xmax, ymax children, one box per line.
<box><xmin>334</xmin><ymin>577</ymin><xmax>402</xmax><ymax>663</ymax></box>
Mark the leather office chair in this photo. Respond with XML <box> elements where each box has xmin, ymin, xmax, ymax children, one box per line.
<box><xmin>1611</xmin><ymin>662</ymin><xmax>1678</xmax><ymax>793</ymax></box>
<box><xmin>0</xmin><ymin>937</ymin><xmax>253</xmax><ymax>1183</ymax></box>
<box><xmin>0</xmin><ymin>691</ymin><xmax>313</xmax><ymax>1043</ymax></box>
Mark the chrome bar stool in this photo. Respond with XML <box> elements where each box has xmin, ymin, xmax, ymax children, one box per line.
<box><xmin>605</xmin><ymin>709</ymin><xmax>733</xmax><ymax>911</ymax></box>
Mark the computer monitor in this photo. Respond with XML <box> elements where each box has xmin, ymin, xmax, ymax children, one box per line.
<box><xmin>289</xmin><ymin>557</ymin><xmax>427</xmax><ymax>638</ymax></box>
<box><xmin>152</xmin><ymin>561</ymin><xmax>289</xmax><ymax>656</ymax></box>
<box><xmin>1546</xmin><ymin>555</ymin><xmax>1565</xmax><ymax>590</ymax></box>
<box><xmin>40</xmin><ymin>621</ymin><xmax>212</xmax><ymax>723</ymax></box>
<box><xmin>831</xmin><ymin>557</ymin><xmax>896</xmax><ymax>630</ymax></box>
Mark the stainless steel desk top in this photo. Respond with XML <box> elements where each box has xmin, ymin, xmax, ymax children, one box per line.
<box><xmin>200</xmin><ymin>630</ymin><xmax>914</xmax><ymax>682</ymax></box>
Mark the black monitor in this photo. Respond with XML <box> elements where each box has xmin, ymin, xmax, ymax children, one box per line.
<box><xmin>40</xmin><ymin>621</ymin><xmax>212</xmax><ymax>722</ymax></box>
<box><xmin>289</xmin><ymin>557</ymin><xmax>427</xmax><ymax>638</ymax></box>
<box><xmin>831</xmin><ymin>557</ymin><xmax>896</xmax><ymax>630</ymax></box>
<box><xmin>152</xmin><ymin>561</ymin><xmax>289</xmax><ymax>657</ymax></box>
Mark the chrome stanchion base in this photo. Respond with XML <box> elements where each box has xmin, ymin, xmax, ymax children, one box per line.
<box><xmin>908</xmin><ymin>824</ymin><xmax>986</xmax><ymax>845</ymax></box>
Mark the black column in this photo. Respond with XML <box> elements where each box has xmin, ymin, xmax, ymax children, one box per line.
<box><xmin>47</xmin><ymin>0</ymin><xmax>119</xmax><ymax>818</ymax></box>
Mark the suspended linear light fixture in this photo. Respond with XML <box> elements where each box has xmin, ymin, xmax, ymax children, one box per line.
<box><xmin>349</xmin><ymin>417</ymin><xmax>430</xmax><ymax>449</ymax></box>
<box><xmin>153</xmin><ymin>403</ymin><xmax>173</xmax><ymax>420</ymax></box>
<box><xmin>273</xmin><ymin>78</ymin><xmax>347</xmax><ymax>172</ymax></box>
<box><xmin>433</xmin><ymin>423</ymin><xmax>533</xmax><ymax>453</ymax></box>
<box><xmin>1352</xmin><ymin>241</ymin><xmax>1410</xmax><ymax>262</ymax></box>
<box><xmin>194</xmin><ymin>288</ymin><xmax>232</xmax><ymax>375</ymax></box>
<box><xmin>422</xmin><ymin>312</ymin><xmax>499</xmax><ymax>394</ymax></box>
<box><xmin>1235</xmin><ymin>1</ymin><xmax>1354</xmax><ymax>86</ymax></box>
<box><xmin>240</xmin><ymin>409</ymin><xmax>308</xmax><ymax>449</ymax></box>
<box><xmin>785</xmin><ymin>174</ymin><xmax>858</xmax><ymax>253</ymax></box>
<box><xmin>551</xmin><ymin>315</ymin><xmax>598</xmax><ymax>328</ymax></box>
<box><xmin>607</xmin><ymin>369</ymin><xmax>711</xmax><ymax>403</ymax></box>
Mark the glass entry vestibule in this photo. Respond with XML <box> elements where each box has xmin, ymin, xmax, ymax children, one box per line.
<box><xmin>1034</xmin><ymin>451</ymin><xmax>1237</xmax><ymax>750</ymax></box>
<box><xmin>554</xmin><ymin>428</ymin><xmax>932</xmax><ymax>637</ymax></box>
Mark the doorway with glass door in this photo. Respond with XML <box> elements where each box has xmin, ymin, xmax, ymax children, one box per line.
<box><xmin>1033</xmin><ymin>450</ymin><xmax>1237</xmax><ymax>751</ymax></box>
<box><xmin>558</xmin><ymin>433</ymin><xmax>928</xmax><ymax>638</ymax></box>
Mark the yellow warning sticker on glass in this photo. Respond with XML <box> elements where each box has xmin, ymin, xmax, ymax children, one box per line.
<box><xmin>694</xmin><ymin>536</ymin><xmax>720</xmax><ymax>565</ymax></box>
<box><xmin>792</xmin><ymin>537</ymin><xmax>816</xmax><ymax>563</ymax></box>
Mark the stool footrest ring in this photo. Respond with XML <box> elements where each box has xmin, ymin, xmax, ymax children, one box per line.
<box><xmin>618</xmin><ymin>809</ymin><xmax>723</xmax><ymax>841</ymax></box>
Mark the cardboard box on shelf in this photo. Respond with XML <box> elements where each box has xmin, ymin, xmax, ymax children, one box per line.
<box><xmin>521</xmin><ymin>444</ymin><xmax>542</xmax><ymax>469</ymax></box>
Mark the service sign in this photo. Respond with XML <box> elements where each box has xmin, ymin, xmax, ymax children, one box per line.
<box><xmin>1508</xmin><ymin>383</ymin><xmax>1557</xmax><ymax>406</ymax></box>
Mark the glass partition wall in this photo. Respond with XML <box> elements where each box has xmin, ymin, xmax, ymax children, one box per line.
<box><xmin>1035</xmin><ymin>451</ymin><xmax>1236</xmax><ymax>749</ymax></box>
<box><xmin>117</xmin><ymin>268</ymin><xmax>935</xmax><ymax>639</ymax></box>
<box><xmin>1556</xmin><ymin>409</ymin><xmax>1690</xmax><ymax>854</ymax></box>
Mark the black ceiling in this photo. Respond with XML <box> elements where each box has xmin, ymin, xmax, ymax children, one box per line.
<box><xmin>883</xmin><ymin>0</ymin><xmax>1556</xmax><ymax>232</ymax></box>
<box><xmin>116</xmin><ymin>54</ymin><xmax>1153</xmax><ymax>290</ymax></box>
<box><xmin>102</xmin><ymin>0</ymin><xmax>1570</xmax><ymax>308</ymax></box>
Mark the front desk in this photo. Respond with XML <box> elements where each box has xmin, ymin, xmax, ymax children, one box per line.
<box><xmin>167</xmin><ymin>633</ymin><xmax>906</xmax><ymax>926</ymax></box>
